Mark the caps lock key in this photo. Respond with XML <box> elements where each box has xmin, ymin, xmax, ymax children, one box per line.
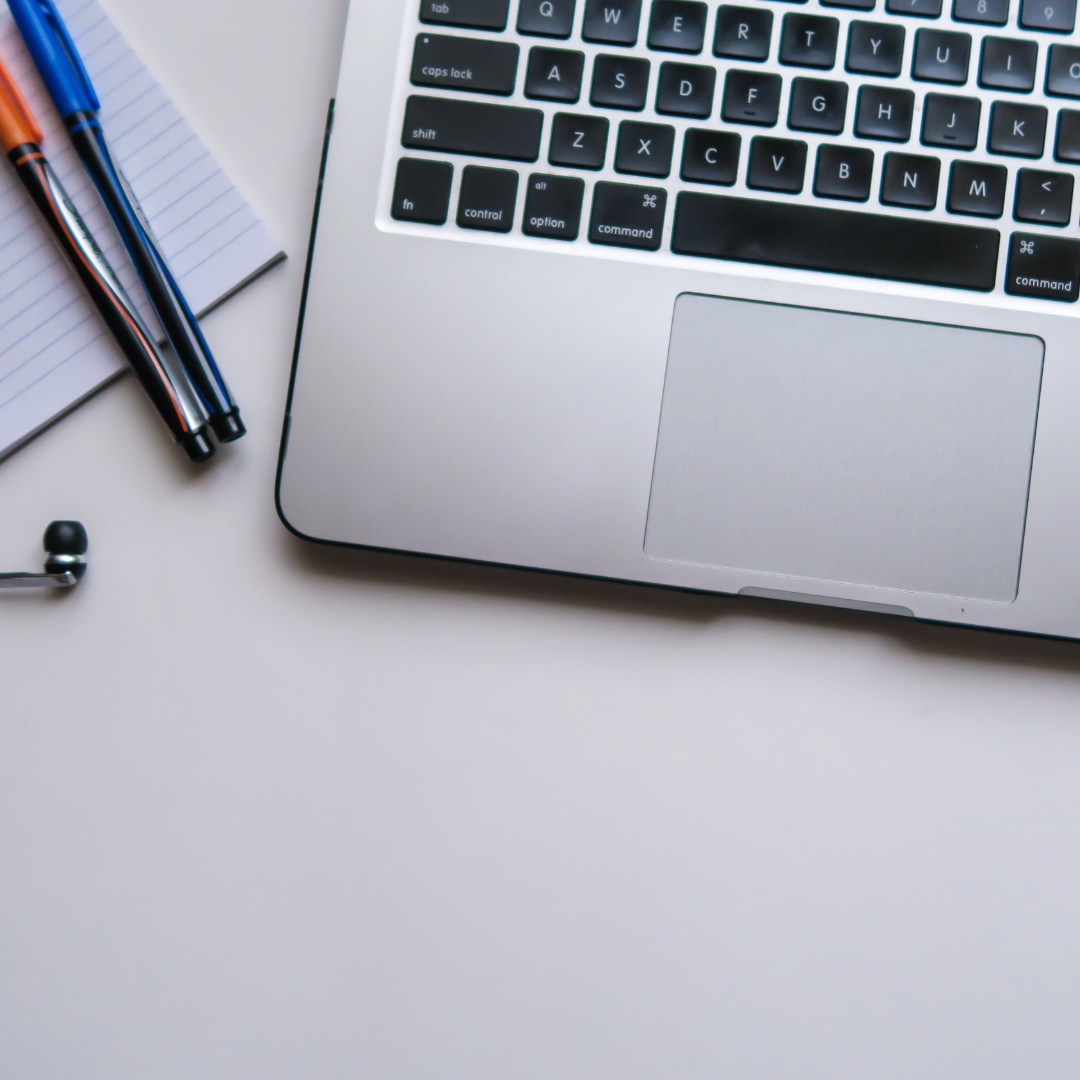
<box><xmin>411</xmin><ymin>34</ymin><xmax>520</xmax><ymax>95</ymax></box>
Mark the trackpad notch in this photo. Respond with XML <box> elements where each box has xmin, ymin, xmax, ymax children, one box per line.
<box><xmin>645</xmin><ymin>295</ymin><xmax>1044</xmax><ymax>602</ymax></box>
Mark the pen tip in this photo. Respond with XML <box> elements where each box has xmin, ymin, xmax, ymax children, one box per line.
<box><xmin>210</xmin><ymin>409</ymin><xmax>246</xmax><ymax>443</ymax></box>
<box><xmin>178</xmin><ymin>430</ymin><xmax>215</xmax><ymax>463</ymax></box>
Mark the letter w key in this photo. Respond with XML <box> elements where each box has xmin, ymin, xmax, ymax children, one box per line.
<box><xmin>583</xmin><ymin>0</ymin><xmax>643</xmax><ymax>45</ymax></box>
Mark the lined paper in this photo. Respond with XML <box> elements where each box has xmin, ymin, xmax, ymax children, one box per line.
<box><xmin>0</xmin><ymin>0</ymin><xmax>284</xmax><ymax>458</ymax></box>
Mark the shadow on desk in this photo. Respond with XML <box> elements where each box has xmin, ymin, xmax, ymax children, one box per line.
<box><xmin>282</xmin><ymin>532</ymin><xmax>1080</xmax><ymax>676</ymax></box>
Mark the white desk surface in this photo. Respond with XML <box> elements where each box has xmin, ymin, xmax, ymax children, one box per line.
<box><xmin>2</xmin><ymin>1</ymin><xmax>1080</xmax><ymax>1075</ymax></box>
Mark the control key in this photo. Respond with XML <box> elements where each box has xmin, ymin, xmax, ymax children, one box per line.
<box><xmin>1006</xmin><ymin>233</ymin><xmax>1080</xmax><ymax>300</ymax></box>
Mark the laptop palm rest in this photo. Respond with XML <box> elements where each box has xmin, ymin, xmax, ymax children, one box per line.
<box><xmin>645</xmin><ymin>295</ymin><xmax>1044</xmax><ymax>603</ymax></box>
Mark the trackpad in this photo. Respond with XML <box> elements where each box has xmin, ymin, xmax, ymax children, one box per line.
<box><xmin>645</xmin><ymin>295</ymin><xmax>1044</xmax><ymax>602</ymax></box>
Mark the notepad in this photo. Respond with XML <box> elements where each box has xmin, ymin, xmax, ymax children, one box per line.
<box><xmin>0</xmin><ymin>0</ymin><xmax>284</xmax><ymax>459</ymax></box>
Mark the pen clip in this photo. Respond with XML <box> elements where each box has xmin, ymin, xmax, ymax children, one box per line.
<box><xmin>31</xmin><ymin>0</ymin><xmax>100</xmax><ymax>112</ymax></box>
<box><xmin>0</xmin><ymin>60</ymin><xmax>43</xmax><ymax>143</ymax></box>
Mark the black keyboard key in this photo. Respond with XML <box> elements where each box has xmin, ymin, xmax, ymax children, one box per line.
<box><xmin>780</xmin><ymin>14</ymin><xmax>840</xmax><ymax>67</ymax></box>
<box><xmin>885</xmin><ymin>0</ymin><xmax>943</xmax><ymax>16</ymax></box>
<box><xmin>988</xmin><ymin>101</ymin><xmax>1047</xmax><ymax>155</ymax></box>
<box><xmin>978</xmin><ymin>37</ymin><xmax>1038</xmax><ymax>90</ymax></box>
<box><xmin>1006</xmin><ymin>233</ymin><xmax>1080</xmax><ymax>299</ymax></box>
<box><xmin>881</xmin><ymin>151</ymin><xmax>940</xmax><ymax>207</ymax></box>
<box><xmin>655</xmin><ymin>62</ymin><xmax>716</xmax><ymax>115</ymax></box>
<box><xmin>648</xmin><ymin>1</ymin><xmax>708</xmax><ymax>51</ymax></box>
<box><xmin>821</xmin><ymin>0</ymin><xmax>875</xmax><ymax>11</ymax></box>
<box><xmin>583</xmin><ymin>0</ymin><xmax>642</xmax><ymax>43</ymax></box>
<box><xmin>518</xmin><ymin>0</ymin><xmax>577</xmax><ymax>36</ymax></box>
<box><xmin>522</xmin><ymin>173</ymin><xmax>585</xmax><ymax>238</ymax></box>
<box><xmin>788</xmin><ymin>77</ymin><xmax>849</xmax><ymax>132</ymax></box>
<box><xmin>391</xmin><ymin>157</ymin><xmax>454</xmax><ymax>223</ymax></box>
<box><xmin>525</xmin><ymin>47</ymin><xmax>585</xmax><ymax>101</ymax></box>
<box><xmin>590</xmin><ymin>54</ymin><xmax>651</xmax><ymax>108</ymax></box>
<box><xmin>1014</xmin><ymin>168</ymin><xmax>1073</xmax><ymax>222</ymax></box>
<box><xmin>615</xmin><ymin>120</ymin><xmax>677</xmax><ymax>175</ymax></box>
<box><xmin>671</xmin><ymin>192</ymin><xmax>999</xmax><ymax>290</ymax></box>
<box><xmin>921</xmin><ymin>93</ymin><xmax>981</xmax><ymax>147</ymax></box>
<box><xmin>1019</xmin><ymin>0</ymin><xmax>1076</xmax><ymax>30</ymax></box>
<box><xmin>947</xmin><ymin>160</ymin><xmax>1008</xmax><ymax>214</ymax></box>
<box><xmin>403</xmin><ymin>96</ymin><xmax>544</xmax><ymax>161</ymax></box>
<box><xmin>714</xmin><ymin>6</ymin><xmax>773</xmax><ymax>60</ymax></box>
<box><xmin>1046</xmin><ymin>44</ymin><xmax>1080</xmax><ymax>96</ymax></box>
<box><xmin>722</xmin><ymin>69</ymin><xmax>783</xmax><ymax>124</ymax></box>
<box><xmin>590</xmin><ymin>181</ymin><xmax>667</xmax><ymax>248</ymax></box>
<box><xmin>457</xmin><ymin>165</ymin><xmax>518</xmax><ymax>231</ymax></box>
<box><xmin>747</xmin><ymin>136</ymin><xmax>809</xmax><ymax>191</ymax></box>
<box><xmin>420</xmin><ymin>0</ymin><xmax>510</xmax><ymax>30</ymax></box>
<box><xmin>953</xmin><ymin>0</ymin><xmax>1009</xmax><ymax>21</ymax></box>
<box><xmin>814</xmin><ymin>144</ymin><xmax>875</xmax><ymax>199</ymax></box>
<box><xmin>1055</xmin><ymin>108</ymin><xmax>1080</xmax><ymax>160</ymax></box>
<box><xmin>846</xmin><ymin>21</ymin><xmax>905</xmax><ymax>75</ymax></box>
<box><xmin>549</xmin><ymin>112</ymin><xmax>610</xmax><ymax>167</ymax></box>
<box><xmin>912</xmin><ymin>29</ymin><xmax>972</xmax><ymax>82</ymax></box>
<box><xmin>411</xmin><ymin>34</ymin><xmax>520</xmax><ymax>95</ymax></box>
<box><xmin>681</xmin><ymin>128</ymin><xmax>742</xmax><ymax>183</ymax></box>
<box><xmin>855</xmin><ymin>85</ymin><xmax>915</xmax><ymax>139</ymax></box>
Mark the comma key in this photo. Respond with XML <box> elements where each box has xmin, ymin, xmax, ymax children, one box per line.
<box><xmin>589</xmin><ymin>181</ymin><xmax>667</xmax><ymax>249</ymax></box>
<box><xmin>1006</xmin><ymin>233</ymin><xmax>1080</xmax><ymax>300</ymax></box>
<box><xmin>522</xmin><ymin>173</ymin><xmax>586</xmax><ymax>239</ymax></box>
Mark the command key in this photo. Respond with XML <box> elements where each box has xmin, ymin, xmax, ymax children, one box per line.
<box><xmin>589</xmin><ymin>181</ymin><xmax>667</xmax><ymax>251</ymax></box>
<box><xmin>1006</xmin><ymin>233</ymin><xmax>1080</xmax><ymax>302</ymax></box>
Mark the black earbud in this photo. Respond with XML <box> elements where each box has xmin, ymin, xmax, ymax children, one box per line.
<box><xmin>0</xmin><ymin>521</ymin><xmax>88</xmax><ymax>590</ymax></box>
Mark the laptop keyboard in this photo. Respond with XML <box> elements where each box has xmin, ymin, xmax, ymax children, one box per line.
<box><xmin>380</xmin><ymin>0</ymin><xmax>1080</xmax><ymax>302</ymax></box>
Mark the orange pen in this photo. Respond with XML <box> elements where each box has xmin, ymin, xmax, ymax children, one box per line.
<box><xmin>0</xmin><ymin>58</ymin><xmax>214</xmax><ymax>462</ymax></box>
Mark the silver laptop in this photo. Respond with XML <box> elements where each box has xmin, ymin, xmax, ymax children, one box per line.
<box><xmin>278</xmin><ymin>0</ymin><xmax>1080</xmax><ymax>638</ymax></box>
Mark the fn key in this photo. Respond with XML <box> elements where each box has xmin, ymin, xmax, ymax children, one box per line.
<box><xmin>392</xmin><ymin>157</ymin><xmax>453</xmax><ymax>224</ymax></box>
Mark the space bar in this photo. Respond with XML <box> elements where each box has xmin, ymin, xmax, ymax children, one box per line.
<box><xmin>671</xmin><ymin>193</ymin><xmax>1000</xmax><ymax>292</ymax></box>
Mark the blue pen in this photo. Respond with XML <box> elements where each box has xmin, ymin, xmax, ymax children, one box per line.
<box><xmin>9</xmin><ymin>0</ymin><xmax>246</xmax><ymax>444</ymax></box>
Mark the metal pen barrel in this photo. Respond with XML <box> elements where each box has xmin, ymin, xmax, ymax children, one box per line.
<box><xmin>10</xmin><ymin>143</ymin><xmax>214</xmax><ymax>462</ymax></box>
<box><xmin>66</xmin><ymin>112</ymin><xmax>246</xmax><ymax>443</ymax></box>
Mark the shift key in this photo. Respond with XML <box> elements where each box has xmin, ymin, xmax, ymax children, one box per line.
<box><xmin>403</xmin><ymin>95</ymin><xmax>544</xmax><ymax>161</ymax></box>
<box><xmin>589</xmin><ymin>181</ymin><xmax>667</xmax><ymax>250</ymax></box>
<box><xmin>411</xmin><ymin>34</ymin><xmax>519</xmax><ymax>95</ymax></box>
